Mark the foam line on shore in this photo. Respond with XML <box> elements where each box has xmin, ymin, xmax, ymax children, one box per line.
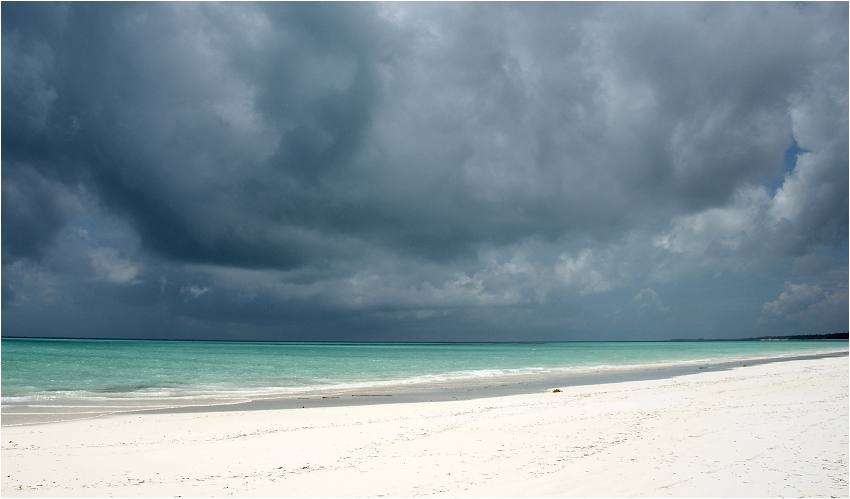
<box><xmin>3</xmin><ymin>349</ymin><xmax>846</xmax><ymax>427</ymax></box>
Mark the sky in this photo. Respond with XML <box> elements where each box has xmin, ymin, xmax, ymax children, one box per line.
<box><xmin>2</xmin><ymin>2</ymin><xmax>847</xmax><ymax>342</ymax></box>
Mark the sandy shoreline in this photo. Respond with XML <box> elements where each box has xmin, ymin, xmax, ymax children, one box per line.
<box><xmin>3</xmin><ymin>354</ymin><xmax>848</xmax><ymax>497</ymax></box>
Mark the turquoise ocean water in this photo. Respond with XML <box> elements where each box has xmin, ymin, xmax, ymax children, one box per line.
<box><xmin>3</xmin><ymin>338</ymin><xmax>846</xmax><ymax>408</ymax></box>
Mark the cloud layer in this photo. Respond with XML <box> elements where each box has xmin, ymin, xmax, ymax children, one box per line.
<box><xmin>2</xmin><ymin>3</ymin><xmax>847</xmax><ymax>340</ymax></box>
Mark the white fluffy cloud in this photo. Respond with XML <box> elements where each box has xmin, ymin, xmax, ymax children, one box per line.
<box><xmin>760</xmin><ymin>282</ymin><xmax>848</xmax><ymax>329</ymax></box>
<box><xmin>89</xmin><ymin>247</ymin><xmax>140</xmax><ymax>285</ymax></box>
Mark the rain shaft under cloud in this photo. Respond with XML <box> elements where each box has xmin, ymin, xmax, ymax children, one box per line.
<box><xmin>2</xmin><ymin>2</ymin><xmax>847</xmax><ymax>341</ymax></box>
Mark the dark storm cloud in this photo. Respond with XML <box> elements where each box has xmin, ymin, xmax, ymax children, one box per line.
<box><xmin>2</xmin><ymin>2</ymin><xmax>847</xmax><ymax>340</ymax></box>
<box><xmin>1</xmin><ymin>164</ymin><xmax>80</xmax><ymax>262</ymax></box>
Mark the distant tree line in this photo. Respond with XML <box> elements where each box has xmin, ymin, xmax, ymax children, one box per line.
<box><xmin>740</xmin><ymin>332</ymin><xmax>849</xmax><ymax>341</ymax></box>
<box><xmin>670</xmin><ymin>332</ymin><xmax>849</xmax><ymax>342</ymax></box>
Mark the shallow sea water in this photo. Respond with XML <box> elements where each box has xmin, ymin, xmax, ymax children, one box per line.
<box><xmin>2</xmin><ymin>338</ymin><xmax>847</xmax><ymax>424</ymax></box>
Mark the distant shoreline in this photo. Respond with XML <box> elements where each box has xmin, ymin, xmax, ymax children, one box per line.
<box><xmin>670</xmin><ymin>333</ymin><xmax>849</xmax><ymax>342</ymax></box>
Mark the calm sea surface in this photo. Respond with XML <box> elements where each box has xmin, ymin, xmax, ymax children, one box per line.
<box><xmin>3</xmin><ymin>338</ymin><xmax>846</xmax><ymax>406</ymax></box>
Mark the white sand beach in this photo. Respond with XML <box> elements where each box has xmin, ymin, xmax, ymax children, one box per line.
<box><xmin>3</xmin><ymin>355</ymin><xmax>847</xmax><ymax>498</ymax></box>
